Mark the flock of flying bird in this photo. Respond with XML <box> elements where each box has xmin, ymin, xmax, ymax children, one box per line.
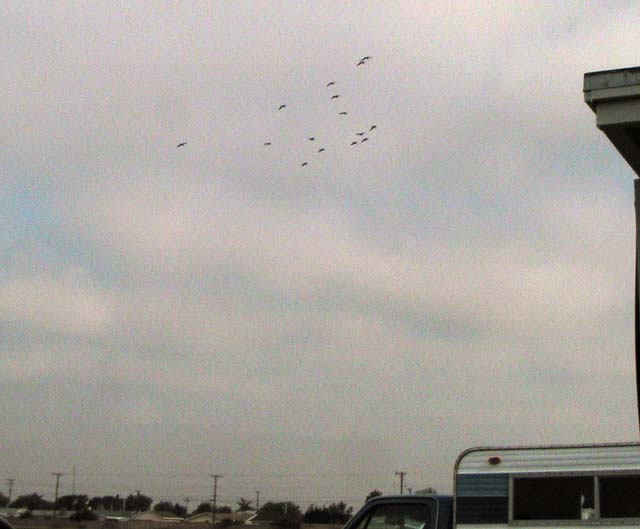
<box><xmin>175</xmin><ymin>55</ymin><xmax>377</xmax><ymax>166</ymax></box>
<box><xmin>263</xmin><ymin>55</ymin><xmax>377</xmax><ymax>168</ymax></box>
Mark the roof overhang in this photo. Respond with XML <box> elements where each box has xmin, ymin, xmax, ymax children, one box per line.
<box><xmin>584</xmin><ymin>66</ymin><xmax>640</xmax><ymax>176</ymax></box>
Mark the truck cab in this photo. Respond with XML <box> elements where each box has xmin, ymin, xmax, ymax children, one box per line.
<box><xmin>342</xmin><ymin>495</ymin><xmax>453</xmax><ymax>529</ymax></box>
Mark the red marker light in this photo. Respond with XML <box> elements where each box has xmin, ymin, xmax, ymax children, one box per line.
<box><xmin>488</xmin><ymin>456</ymin><xmax>501</xmax><ymax>465</ymax></box>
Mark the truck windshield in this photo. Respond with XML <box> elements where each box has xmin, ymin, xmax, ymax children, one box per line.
<box><xmin>351</xmin><ymin>504</ymin><xmax>433</xmax><ymax>529</ymax></box>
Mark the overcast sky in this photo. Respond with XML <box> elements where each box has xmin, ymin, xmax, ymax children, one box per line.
<box><xmin>3</xmin><ymin>0</ymin><xmax>640</xmax><ymax>511</ymax></box>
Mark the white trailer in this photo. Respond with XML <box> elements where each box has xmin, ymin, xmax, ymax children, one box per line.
<box><xmin>455</xmin><ymin>443</ymin><xmax>640</xmax><ymax>528</ymax></box>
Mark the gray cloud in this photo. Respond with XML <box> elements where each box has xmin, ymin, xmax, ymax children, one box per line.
<box><xmin>2</xmin><ymin>0</ymin><xmax>640</xmax><ymax>509</ymax></box>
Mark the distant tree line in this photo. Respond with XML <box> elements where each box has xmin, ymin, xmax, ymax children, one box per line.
<box><xmin>0</xmin><ymin>487</ymin><xmax>422</xmax><ymax>526</ymax></box>
<box><xmin>256</xmin><ymin>502</ymin><xmax>302</xmax><ymax>529</ymax></box>
<box><xmin>252</xmin><ymin>500</ymin><xmax>353</xmax><ymax>529</ymax></box>
<box><xmin>365</xmin><ymin>490</ymin><xmax>382</xmax><ymax>502</ymax></box>
<box><xmin>2</xmin><ymin>493</ymin><xmax>54</xmax><ymax>510</ymax></box>
<box><xmin>0</xmin><ymin>491</ymin><xmax>240</xmax><ymax>521</ymax></box>
<box><xmin>304</xmin><ymin>502</ymin><xmax>353</xmax><ymax>524</ymax></box>
<box><xmin>88</xmin><ymin>493</ymin><xmax>153</xmax><ymax>512</ymax></box>
<box><xmin>153</xmin><ymin>501</ymin><xmax>187</xmax><ymax>517</ymax></box>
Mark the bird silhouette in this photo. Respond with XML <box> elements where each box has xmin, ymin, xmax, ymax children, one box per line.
<box><xmin>278</xmin><ymin>104</ymin><xmax>286</xmax><ymax>110</ymax></box>
<box><xmin>330</xmin><ymin>95</ymin><xmax>340</xmax><ymax>100</ymax></box>
<box><xmin>356</xmin><ymin>132</ymin><xmax>365</xmax><ymax>136</ymax></box>
<box><xmin>176</xmin><ymin>142</ymin><xmax>187</xmax><ymax>148</ymax></box>
<box><xmin>369</xmin><ymin>125</ymin><xmax>377</xmax><ymax>131</ymax></box>
<box><xmin>308</xmin><ymin>137</ymin><xmax>315</xmax><ymax>141</ymax></box>
<box><xmin>356</xmin><ymin>60</ymin><xmax>365</xmax><ymax>66</ymax></box>
<box><xmin>301</xmin><ymin>162</ymin><xmax>308</xmax><ymax>167</ymax></box>
<box><xmin>318</xmin><ymin>148</ymin><xmax>325</xmax><ymax>153</ymax></box>
<box><xmin>326</xmin><ymin>81</ymin><xmax>336</xmax><ymax>87</ymax></box>
<box><xmin>362</xmin><ymin>56</ymin><xmax>372</xmax><ymax>61</ymax></box>
<box><xmin>339</xmin><ymin>111</ymin><xmax>348</xmax><ymax>115</ymax></box>
<box><xmin>264</xmin><ymin>142</ymin><xmax>272</xmax><ymax>146</ymax></box>
<box><xmin>350</xmin><ymin>141</ymin><xmax>358</xmax><ymax>146</ymax></box>
<box><xmin>361</xmin><ymin>137</ymin><xmax>368</xmax><ymax>143</ymax></box>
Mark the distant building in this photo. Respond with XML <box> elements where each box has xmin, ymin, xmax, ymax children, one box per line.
<box><xmin>96</xmin><ymin>509</ymin><xmax>136</xmax><ymax>521</ymax></box>
<box><xmin>129</xmin><ymin>511</ymin><xmax>184</xmax><ymax>523</ymax></box>
<box><xmin>185</xmin><ymin>512</ymin><xmax>254</xmax><ymax>524</ymax></box>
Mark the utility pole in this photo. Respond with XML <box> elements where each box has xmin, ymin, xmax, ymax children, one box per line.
<box><xmin>395</xmin><ymin>471</ymin><xmax>407</xmax><ymax>494</ymax></box>
<box><xmin>72</xmin><ymin>466</ymin><xmax>76</xmax><ymax>496</ymax></box>
<box><xmin>52</xmin><ymin>472</ymin><xmax>65</xmax><ymax>517</ymax></box>
<box><xmin>255</xmin><ymin>490</ymin><xmax>260</xmax><ymax>512</ymax></box>
<box><xmin>210</xmin><ymin>474</ymin><xmax>222</xmax><ymax>529</ymax></box>
<box><xmin>184</xmin><ymin>497</ymin><xmax>191</xmax><ymax>516</ymax></box>
<box><xmin>6</xmin><ymin>479</ymin><xmax>15</xmax><ymax>506</ymax></box>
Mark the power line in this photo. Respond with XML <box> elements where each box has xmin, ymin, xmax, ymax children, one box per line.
<box><xmin>52</xmin><ymin>473</ymin><xmax>64</xmax><ymax>518</ymax></box>
<box><xmin>52</xmin><ymin>470</ymin><xmax>410</xmax><ymax>479</ymax></box>
<box><xmin>210</xmin><ymin>474</ymin><xmax>222</xmax><ymax>529</ymax></box>
<box><xmin>4</xmin><ymin>472</ymin><xmax>407</xmax><ymax>508</ymax></box>
<box><xmin>6</xmin><ymin>479</ymin><xmax>15</xmax><ymax>505</ymax></box>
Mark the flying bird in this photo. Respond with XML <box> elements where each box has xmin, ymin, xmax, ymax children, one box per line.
<box><xmin>264</xmin><ymin>142</ymin><xmax>272</xmax><ymax>146</ymax></box>
<box><xmin>326</xmin><ymin>81</ymin><xmax>336</xmax><ymax>87</ymax></box>
<box><xmin>356</xmin><ymin>60</ymin><xmax>365</xmax><ymax>66</ymax></box>
<box><xmin>362</xmin><ymin>56</ymin><xmax>372</xmax><ymax>61</ymax></box>
<box><xmin>350</xmin><ymin>141</ymin><xmax>358</xmax><ymax>146</ymax></box>
<box><xmin>361</xmin><ymin>137</ymin><xmax>368</xmax><ymax>143</ymax></box>
<box><xmin>301</xmin><ymin>162</ymin><xmax>308</xmax><ymax>167</ymax></box>
<box><xmin>330</xmin><ymin>94</ymin><xmax>340</xmax><ymax>99</ymax></box>
<box><xmin>308</xmin><ymin>137</ymin><xmax>315</xmax><ymax>141</ymax></box>
<box><xmin>339</xmin><ymin>111</ymin><xmax>348</xmax><ymax>115</ymax></box>
<box><xmin>318</xmin><ymin>148</ymin><xmax>325</xmax><ymax>153</ymax></box>
<box><xmin>176</xmin><ymin>142</ymin><xmax>187</xmax><ymax>148</ymax></box>
<box><xmin>356</xmin><ymin>132</ymin><xmax>366</xmax><ymax>136</ymax></box>
<box><xmin>278</xmin><ymin>104</ymin><xmax>286</xmax><ymax>110</ymax></box>
<box><xmin>369</xmin><ymin>125</ymin><xmax>377</xmax><ymax>131</ymax></box>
